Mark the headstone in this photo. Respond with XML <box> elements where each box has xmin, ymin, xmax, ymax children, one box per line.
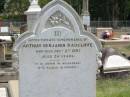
<box><xmin>120</xmin><ymin>35</ymin><xmax>130</xmax><ymax>40</ymax></box>
<box><xmin>102</xmin><ymin>48</ymin><xmax>130</xmax><ymax>73</ymax></box>
<box><xmin>14</xmin><ymin>0</ymin><xmax>102</xmax><ymax>97</ymax></box>
<box><xmin>104</xmin><ymin>55</ymin><xmax>130</xmax><ymax>71</ymax></box>
<box><xmin>0</xmin><ymin>88</ymin><xmax>8</xmax><ymax>97</ymax></box>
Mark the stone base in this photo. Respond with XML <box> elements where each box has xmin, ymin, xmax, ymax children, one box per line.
<box><xmin>8</xmin><ymin>80</ymin><xmax>19</xmax><ymax>97</ymax></box>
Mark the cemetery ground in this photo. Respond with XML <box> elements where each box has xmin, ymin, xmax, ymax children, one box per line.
<box><xmin>96</xmin><ymin>75</ymin><xmax>130</xmax><ymax>97</ymax></box>
<box><xmin>0</xmin><ymin>72</ymin><xmax>130</xmax><ymax>97</ymax></box>
<box><xmin>97</xmin><ymin>42</ymin><xmax>130</xmax><ymax>97</ymax></box>
<box><xmin>1</xmin><ymin>33</ymin><xmax>130</xmax><ymax>97</ymax></box>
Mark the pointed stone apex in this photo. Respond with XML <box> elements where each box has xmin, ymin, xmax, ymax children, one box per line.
<box><xmin>29</xmin><ymin>0</ymin><xmax>38</xmax><ymax>5</ymax></box>
<box><xmin>25</xmin><ymin>0</ymin><xmax>41</xmax><ymax>13</ymax></box>
<box><xmin>53</xmin><ymin>0</ymin><xmax>60</xmax><ymax>1</ymax></box>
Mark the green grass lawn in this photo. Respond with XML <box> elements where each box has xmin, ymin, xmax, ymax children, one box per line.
<box><xmin>97</xmin><ymin>76</ymin><xmax>130</xmax><ymax>97</ymax></box>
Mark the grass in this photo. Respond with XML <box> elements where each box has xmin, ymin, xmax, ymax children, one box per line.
<box><xmin>115</xmin><ymin>45</ymin><xmax>130</xmax><ymax>56</ymax></box>
<box><xmin>97</xmin><ymin>31</ymin><xmax>130</xmax><ymax>97</ymax></box>
<box><xmin>97</xmin><ymin>76</ymin><xmax>130</xmax><ymax>97</ymax></box>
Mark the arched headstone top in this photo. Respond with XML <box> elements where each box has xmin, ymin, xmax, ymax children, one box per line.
<box><xmin>33</xmin><ymin>0</ymin><xmax>84</xmax><ymax>34</ymax></box>
<box><xmin>31</xmin><ymin>0</ymin><xmax>102</xmax><ymax>50</ymax></box>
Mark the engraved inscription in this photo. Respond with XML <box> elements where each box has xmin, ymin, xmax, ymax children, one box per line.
<box><xmin>22</xmin><ymin>34</ymin><xmax>93</xmax><ymax>71</ymax></box>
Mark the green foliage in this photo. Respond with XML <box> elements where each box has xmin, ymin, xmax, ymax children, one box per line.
<box><xmin>126</xmin><ymin>45</ymin><xmax>130</xmax><ymax>50</ymax></box>
<box><xmin>4</xmin><ymin>0</ymin><xmax>29</xmax><ymax>20</ymax></box>
<box><xmin>0</xmin><ymin>0</ymin><xmax>6</xmax><ymax>13</ymax></box>
<box><xmin>65</xmin><ymin>0</ymin><xmax>82</xmax><ymax>14</ymax></box>
<box><xmin>2</xmin><ymin>0</ymin><xmax>130</xmax><ymax>21</ymax></box>
<box><xmin>39</xmin><ymin>0</ymin><xmax>51</xmax><ymax>7</ymax></box>
<box><xmin>97</xmin><ymin>77</ymin><xmax>130</xmax><ymax>97</ymax></box>
<box><xmin>90</xmin><ymin>0</ymin><xmax>130</xmax><ymax>20</ymax></box>
<box><xmin>39</xmin><ymin>0</ymin><xmax>82</xmax><ymax>14</ymax></box>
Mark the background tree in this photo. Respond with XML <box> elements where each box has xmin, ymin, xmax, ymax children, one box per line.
<box><xmin>65</xmin><ymin>0</ymin><xmax>82</xmax><ymax>14</ymax></box>
<box><xmin>39</xmin><ymin>0</ymin><xmax>51</xmax><ymax>7</ymax></box>
<box><xmin>39</xmin><ymin>0</ymin><xmax>82</xmax><ymax>14</ymax></box>
<box><xmin>2</xmin><ymin>0</ymin><xmax>130</xmax><ymax>21</ymax></box>
<box><xmin>4</xmin><ymin>0</ymin><xmax>29</xmax><ymax>20</ymax></box>
<box><xmin>89</xmin><ymin>0</ymin><xmax>130</xmax><ymax>21</ymax></box>
<box><xmin>0</xmin><ymin>0</ymin><xmax>6</xmax><ymax>13</ymax></box>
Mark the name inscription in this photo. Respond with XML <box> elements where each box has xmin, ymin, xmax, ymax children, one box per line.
<box><xmin>22</xmin><ymin>35</ymin><xmax>94</xmax><ymax>71</ymax></box>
